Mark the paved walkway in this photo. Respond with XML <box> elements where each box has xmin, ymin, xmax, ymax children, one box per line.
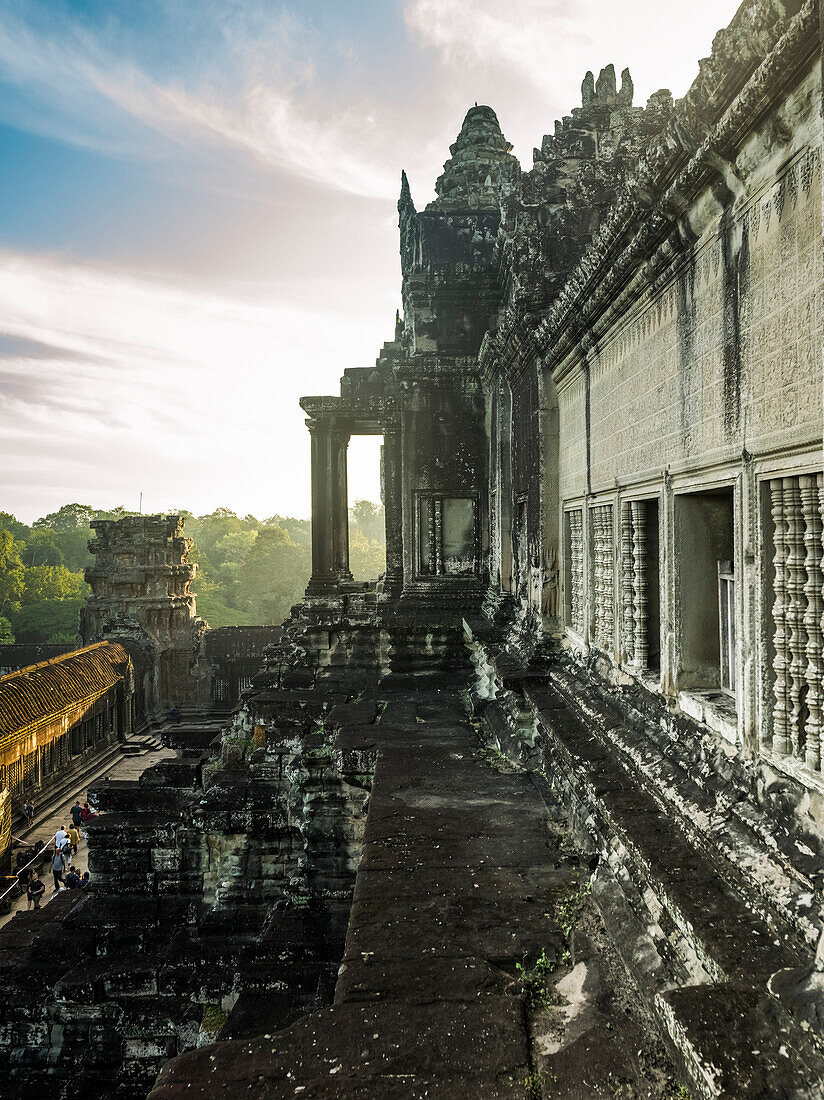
<box><xmin>1</xmin><ymin>743</ymin><xmax>173</xmax><ymax>930</ymax></box>
<box><xmin>150</xmin><ymin>691</ymin><xmax>579</xmax><ymax>1097</ymax></box>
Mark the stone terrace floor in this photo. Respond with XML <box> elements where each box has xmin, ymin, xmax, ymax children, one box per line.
<box><xmin>149</xmin><ymin>689</ymin><xmax>680</xmax><ymax>1099</ymax></box>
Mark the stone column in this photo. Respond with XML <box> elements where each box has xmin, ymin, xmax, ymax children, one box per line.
<box><xmin>331</xmin><ymin>430</ymin><xmax>352</xmax><ymax>582</ymax></box>
<box><xmin>307</xmin><ymin>423</ymin><xmax>352</xmax><ymax>591</ymax></box>
<box><xmin>382</xmin><ymin>427</ymin><xmax>403</xmax><ymax>593</ymax></box>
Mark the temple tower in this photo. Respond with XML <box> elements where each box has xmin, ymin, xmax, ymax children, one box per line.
<box><xmin>80</xmin><ymin>514</ymin><xmax>207</xmax><ymax>711</ymax></box>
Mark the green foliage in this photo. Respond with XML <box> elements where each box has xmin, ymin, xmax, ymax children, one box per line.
<box><xmin>194</xmin><ymin>593</ymin><xmax>253</xmax><ymax>628</ymax></box>
<box><xmin>11</xmin><ymin>598</ymin><xmax>84</xmax><ymax>643</ymax></box>
<box><xmin>556</xmin><ymin>881</ymin><xmax>592</xmax><ymax>940</ymax></box>
<box><xmin>0</xmin><ymin>616</ymin><xmax>14</xmax><ymax>644</ymax></box>
<box><xmin>518</xmin><ymin>1073</ymin><xmax>547</xmax><ymax>1097</ymax></box>
<box><xmin>349</xmin><ymin>499</ymin><xmax>384</xmax><ymax>542</ymax></box>
<box><xmin>0</xmin><ymin>530</ymin><xmax>25</xmax><ymax>618</ymax></box>
<box><xmin>20</xmin><ymin>529</ymin><xmax>65</xmax><ymax>567</ymax></box>
<box><xmin>515</xmin><ymin>948</ymin><xmax>556</xmax><ymax>1010</ymax></box>
<box><xmin>200</xmin><ymin>1003</ymin><xmax>228</xmax><ymax>1036</ymax></box>
<box><xmin>0</xmin><ymin>512</ymin><xmax>29</xmax><ymax>540</ymax></box>
<box><xmin>21</xmin><ymin>565</ymin><xmax>85</xmax><ymax>604</ymax></box>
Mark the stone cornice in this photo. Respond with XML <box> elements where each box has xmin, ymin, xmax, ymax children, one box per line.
<box><xmin>478</xmin><ymin>312</ymin><xmax>540</xmax><ymax>391</ymax></box>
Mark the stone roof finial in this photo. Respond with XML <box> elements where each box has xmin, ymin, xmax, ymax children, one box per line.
<box><xmin>428</xmin><ymin>105</ymin><xmax>517</xmax><ymax>212</ymax></box>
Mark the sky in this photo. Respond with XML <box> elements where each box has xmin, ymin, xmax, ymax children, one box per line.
<box><xmin>0</xmin><ymin>0</ymin><xmax>743</xmax><ymax>524</ymax></box>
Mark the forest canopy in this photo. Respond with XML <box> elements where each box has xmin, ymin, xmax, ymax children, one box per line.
<box><xmin>0</xmin><ymin>501</ymin><xmax>385</xmax><ymax>643</ymax></box>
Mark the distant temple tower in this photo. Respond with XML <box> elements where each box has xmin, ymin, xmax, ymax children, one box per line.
<box><xmin>80</xmin><ymin>514</ymin><xmax>207</xmax><ymax>711</ymax></box>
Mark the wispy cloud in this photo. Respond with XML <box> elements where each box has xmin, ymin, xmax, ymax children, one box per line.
<box><xmin>405</xmin><ymin>0</ymin><xmax>589</xmax><ymax>100</ymax></box>
<box><xmin>0</xmin><ymin>2</ymin><xmax>399</xmax><ymax>198</ymax></box>
<box><xmin>404</xmin><ymin>0</ymin><xmax>741</xmax><ymax>126</ymax></box>
<box><xmin>0</xmin><ymin>249</ymin><xmax>388</xmax><ymax>520</ymax></box>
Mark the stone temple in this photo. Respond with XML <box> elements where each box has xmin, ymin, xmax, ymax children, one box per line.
<box><xmin>1</xmin><ymin>1</ymin><xmax>823</xmax><ymax>1096</ymax></box>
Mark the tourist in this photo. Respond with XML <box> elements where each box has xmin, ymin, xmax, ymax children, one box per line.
<box><xmin>68</xmin><ymin>824</ymin><xmax>80</xmax><ymax>856</ymax></box>
<box><xmin>51</xmin><ymin>848</ymin><xmax>67</xmax><ymax>893</ymax></box>
<box><xmin>80</xmin><ymin>871</ymin><xmax>90</xmax><ymax>891</ymax></box>
<box><xmin>70</xmin><ymin>800</ymin><xmax>83</xmax><ymax>829</ymax></box>
<box><xmin>17</xmin><ymin>866</ymin><xmax>31</xmax><ymax>897</ymax></box>
<box><xmin>170</xmin><ymin>705</ymin><xmax>181</xmax><ymax>725</ymax></box>
<box><xmin>54</xmin><ymin>825</ymin><xmax>68</xmax><ymax>851</ymax></box>
<box><xmin>65</xmin><ymin>867</ymin><xmax>81</xmax><ymax>890</ymax></box>
<box><xmin>23</xmin><ymin>801</ymin><xmax>34</xmax><ymax>826</ymax></box>
<box><xmin>27</xmin><ymin>872</ymin><xmax>45</xmax><ymax>910</ymax></box>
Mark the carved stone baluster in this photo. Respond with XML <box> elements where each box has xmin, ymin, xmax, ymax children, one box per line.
<box><xmin>801</xmin><ymin>474</ymin><xmax>824</xmax><ymax>771</ymax></box>
<box><xmin>569</xmin><ymin>512</ymin><xmax>576</xmax><ymax>630</ymax></box>
<box><xmin>631</xmin><ymin>500</ymin><xmax>648</xmax><ymax>671</ymax></box>
<box><xmin>770</xmin><ymin>478</ymin><xmax>790</xmax><ymax>754</ymax></box>
<box><xmin>621</xmin><ymin>503</ymin><xmax>635</xmax><ymax>664</ymax></box>
<box><xmin>593</xmin><ymin>508</ymin><xmax>603</xmax><ymax>646</ymax></box>
<box><xmin>576</xmin><ymin>510</ymin><xmax>584</xmax><ymax>634</ymax></box>
<box><xmin>570</xmin><ymin>510</ymin><xmax>584</xmax><ymax>634</ymax></box>
<box><xmin>433</xmin><ymin>498</ymin><xmax>443</xmax><ymax>576</ymax></box>
<box><xmin>820</xmin><ymin>472</ymin><xmax>824</xmax><ymax>745</ymax></box>
<box><xmin>601</xmin><ymin>507</ymin><xmax>614</xmax><ymax>651</ymax></box>
<box><xmin>784</xmin><ymin>477</ymin><xmax>808</xmax><ymax>758</ymax></box>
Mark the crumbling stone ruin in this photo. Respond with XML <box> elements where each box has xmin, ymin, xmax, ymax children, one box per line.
<box><xmin>1</xmin><ymin>1</ymin><xmax>823</xmax><ymax>1097</ymax></box>
<box><xmin>80</xmin><ymin>514</ymin><xmax>209</xmax><ymax>714</ymax></box>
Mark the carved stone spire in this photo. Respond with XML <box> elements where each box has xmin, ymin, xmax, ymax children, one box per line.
<box><xmin>428</xmin><ymin>105</ymin><xmax>518</xmax><ymax>213</ymax></box>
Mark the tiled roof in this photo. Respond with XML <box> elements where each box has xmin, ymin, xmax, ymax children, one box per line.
<box><xmin>0</xmin><ymin>642</ymin><xmax>131</xmax><ymax>744</ymax></box>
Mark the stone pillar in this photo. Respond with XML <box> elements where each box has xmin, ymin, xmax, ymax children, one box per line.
<box><xmin>382</xmin><ymin>427</ymin><xmax>403</xmax><ymax>593</ymax></box>
<box><xmin>308</xmin><ymin>422</ymin><xmax>352</xmax><ymax>592</ymax></box>
<box><xmin>332</xmin><ymin>430</ymin><xmax>352</xmax><ymax>581</ymax></box>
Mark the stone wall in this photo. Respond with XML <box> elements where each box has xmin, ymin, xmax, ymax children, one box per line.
<box><xmin>548</xmin><ymin>28</ymin><xmax>824</xmax><ymax>788</ymax></box>
<box><xmin>557</xmin><ymin>63</ymin><xmax>822</xmax><ymax>502</ymax></box>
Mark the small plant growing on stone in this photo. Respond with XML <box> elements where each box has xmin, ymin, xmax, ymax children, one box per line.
<box><xmin>516</xmin><ymin>948</ymin><xmax>556</xmax><ymax>1009</ymax></box>
<box><xmin>518</xmin><ymin>1071</ymin><xmax>543</xmax><ymax>1097</ymax></box>
<box><xmin>200</xmin><ymin>1003</ymin><xmax>228</xmax><ymax>1037</ymax></box>
<box><xmin>555</xmin><ymin>880</ymin><xmax>591</xmax><ymax>940</ymax></box>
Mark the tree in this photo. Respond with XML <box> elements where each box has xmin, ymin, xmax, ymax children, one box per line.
<box><xmin>349</xmin><ymin>500</ymin><xmax>385</xmax><ymax>544</ymax></box>
<box><xmin>241</xmin><ymin>525</ymin><xmax>310</xmax><ymax>624</ymax></box>
<box><xmin>0</xmin><ymin>512</ymin><xmax>29</xmax><ymax>540</ymax></box>
<box><xmin>0</xmin><ymin>530</ymin><xmax>25</xmax><ymax>617</ymax></box>
<box><xmin>21</xmin><ymin>529</ymin><xmax>65</xmax><ymax>568</ymax></box>
<box><xmin>33</xmin><ymin>503</ymin><xmax>97</xmax><ymax>531</ymax></box>
<box><xmin>349</xmin><ymin>528</ymin><xmax>386</xmax><ymax>581</ymax></box>
<box><xmin>21</xmin><ymin>565</ymin><xmax>86</xmax><ymax>605</ymax></box>
<box><xmin>11</xmin><ymin>599</ymin><xmax>83</xmax><ymax>644</ymax></box>
<box><xmin>215</xmin><ymin>530</ymin><xmax>258</xmax><ymax>564</ymax></box>
<box><xmin>0</xmin><ymin>616</ymin><xmax>14</xmax><ymax>644</ymax></box>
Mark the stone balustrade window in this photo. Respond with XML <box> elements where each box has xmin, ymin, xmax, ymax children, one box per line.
<box><xmin>565</xmin><ymin>508</ymin><xmax>585</xmax><ymax>635</ymax></box>
<box><xmin>768</xmin><ymin>474</ymin><xmax>824</xmax><ymax>773</ymax></box>
<box><xmin>591</xmin><ymin>504</ymin><xmax>614</xmax><ymax>652</ymax></box>
<box><xmin>621</xmin><ymin>499</ymin><xmax>661</xmax><ymax>673</ymax></box>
